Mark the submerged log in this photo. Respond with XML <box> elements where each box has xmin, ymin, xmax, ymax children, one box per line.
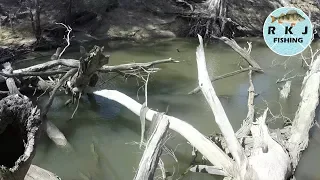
<box><xmin>0</xmin><ymin>95</ymin><xmax>41</xmax><ymax>180</ymax></box>
<box><xmin>134</xmin><ymin>114</ymin><xmax>170</xmax><ymax>180</ymax></box>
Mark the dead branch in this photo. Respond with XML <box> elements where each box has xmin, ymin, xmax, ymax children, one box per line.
<box><xmin>235</xmin><ymin>70</ymin><xmax>255</xmax><ymax>139</ymax></box>
<box><xmin>189</xmin><ymin>165</ymin><xmax>227</xmax><ymax>176</ymax></box>
<box><xmin>195</xmin><ymin>34</ymin><xmax>246</xmax><ymax>176</ymax></box>
<box><xmin>41</xmin><ymin>68</ymin><xmax>77</xmax><ymax>148</ymax></box>
<box><xmin>93</xmin><ymin>89</ymin><xmax>234</xmax><ymax>176</ymax></box>
<box><xmin>99</xmin><ymin>58</ymin><xmax>178</xmax><ymax>73</ymax></box>
<box><xmin>55</xmin><ymin>23</ymin><xmax>72</xmax><ymax>59</ymax></box>
<box><xmin>0</xmin><ymin>70</ymin><xmax>67</xmax><ymax>77</ymax></box>
<box><xmin>188</xmin><ymin>67</ymin><xmax>258</xmax><ymax>94</ymax></box>
<box><xmin>25</xmin><ymin>165</ymin><xmax>61</xmax><ymax>180</ymax></box>
<box><xmin>13</xmin><ymin>59</ymin><xmax>79</xmax><ymax>73</ymax></box>
<box><xmin>288</xmin><ymin>55</ymin><xmax>320</xmax><ymax>170</ymax></box>
<box><xmin>2</xmin><ymin>62</ymin><xmax>21</xmax><ymax>95</ymax></box>
<box><xmin>134</xmin><ymin>115</ymin><xmax>170</xmax><ymax>180</ymax></box>
<box><xmin>217</xmin><ymin>36</ymin><xmax>263</xmax><ymax>71</ymax></box>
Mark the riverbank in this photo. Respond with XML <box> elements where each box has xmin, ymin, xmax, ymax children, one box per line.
<box><xmin>0</xmin><ymin>0</ymin><xmax>319</xmax><ymax>49</ymax></box>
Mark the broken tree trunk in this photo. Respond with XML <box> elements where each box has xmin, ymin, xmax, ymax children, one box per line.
<box><xmin>0</xmin><ymin>95</ymin><xmax>41</xmax><ymax>180</ymax></box>
<box><xmin>188</xmin><ymin>36</ymin><xmax>262</xmax><ymax>95</ymax></box>
<box><xmin>236</xmin><ymin>70</ymin><xmax>255</xmax><ymax>139</ymax></box>
<box><xmin>195</xmin><ymin>34</ymin><xmax>247</xmax><ymax>178</ymax></box>
<box><xmin>288</xmin><ymin>55</ymin><xmax>320</xmax><ymax>170</ymax></box>
<box><xmin>134</xmin><ymin>115</ymin><xmax>170</xmax><ymax>180</ymax></box>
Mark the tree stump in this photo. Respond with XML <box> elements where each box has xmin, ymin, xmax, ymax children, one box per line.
<box><xmin>0</xmin><ymin>95</ymin><xmax>41</xmax><ymax>180</ymax></box>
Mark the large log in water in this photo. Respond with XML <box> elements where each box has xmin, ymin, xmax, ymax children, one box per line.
<box><xmin>0</xmin><ymin>95</ymin><xmax>41</xmax><ymax>180</ymax></box>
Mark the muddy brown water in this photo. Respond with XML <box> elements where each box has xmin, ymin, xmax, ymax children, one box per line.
<box><xmin>14</xmin><ymin>38</ymin><xmax>320</xmax><ymax>180</ymax></box>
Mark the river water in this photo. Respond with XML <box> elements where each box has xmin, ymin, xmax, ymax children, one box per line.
<box><xmin>16</xmin><ymin>38</ymin><xmax>320</xmax><ymax>180</ymax></box>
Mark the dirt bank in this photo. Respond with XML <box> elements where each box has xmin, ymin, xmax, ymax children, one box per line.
<box><xmin>0</xmin><ymin>0</ymin><xmax>319</xmax><ymax>49</ymax></box>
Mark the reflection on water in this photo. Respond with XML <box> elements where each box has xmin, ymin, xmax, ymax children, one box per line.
<box><xmin>21</xmin><ymin>38</ymin><xmax>320</xmax><ymax>180</ymax></box>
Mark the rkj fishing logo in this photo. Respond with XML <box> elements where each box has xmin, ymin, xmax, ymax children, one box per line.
<box><xmin>263</xmin><ymin>7</ymin><xmax>313</xmax><ymax>56</ymax></box>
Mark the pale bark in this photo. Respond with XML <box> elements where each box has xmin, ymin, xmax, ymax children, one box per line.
<box><xmin>189</xmin><ymin>165</ymin><xmax>227</xmax><ymax>176</ymax></box>
<box><xmin>13</xmin><ymin>58</ymin><xmax>177</xmax><ymax>75</ymax></box>
<box><xmin>25</xmin><ymin>165</ymin><xmax>61</xmax><ymax>180</ymax></box>
<box><xmin>288</xmin><ymin>55</ymin><xmax>320</xmax><ymax>169</ymax></box>
<box><xmin>134</xmin><ymin>116</ymin><xmax>170</xmax><ymax>180</ymax></box>
<box><xmin>93</xmin><ymin>89</ymin><xmax>234</xmax><ymax>176</ymax></box>
<box><xmin>279</xmin><ymin>81</ymin><xmax>291</xmax><ymax>99</ymax></box>
<box><xmin>2</xmin><ymin>62</ymin><xmax>20</xmax><ymax>95</ymax></box>
<box><xmin>248</xmin><ymin>109</ymin><xmax>291</xmax><ymax>180</ymax></box>
<box><xmin>218</xmin><ymin>37</ymin><xmax>263</xmax><ymax>71</ymax></box>
<box><xmin>195</xmin><ymin>35</ymin><xmax>246</xmax><ymax>174</ymax></box>
<box><xmin>236</xmin><ymin>70</ymin><xmax>255</xmax><ymax>139</ymax></box>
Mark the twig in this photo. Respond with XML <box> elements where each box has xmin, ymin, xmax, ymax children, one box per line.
<box><xmin>55</xmin><ymin>23</ymin><xmax>72</xmax><ymax>59</ymax></box>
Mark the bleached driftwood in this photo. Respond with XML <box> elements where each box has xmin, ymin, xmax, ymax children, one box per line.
<box><xmin>288</xmin><ymin>55</ymin><xmax>320</xmax><ymax>169</ymax></box>
<box><xmin>236</xmin><ymin>70</ymin><xmax>255</xmax><ymax>139</ymax></box>
<box><xmin>25</xmin><ymin>165</ymin><xmax>61</xmax><ymax>180</ymax></box>
<box><xmin>2</xmin><ymin>62</ymin><xmax>20</xmax><ymax>95</ymax></box>
<box><xmin>12</xmin><ymin>58</ymin><xmax>177</xmax><ymax>75</ymax></box>
<box><xmin>93</xmin><ymin>89</ymin><xmax>234</xmax><ymax>176</ymax></box>
<box><xmin>134</xmin><ymin>116</ymin><xmax>170</xmax><ymax>180</ymax></box>
<box><xmin>189</xmin><ymin>165</ymin><xmax>227</xmax><ymax>176</ymax></box>
<box><xmin>218</xmin><ymin>36</ymin><xmax>262</xmax><ymax>71</ymax></box>
<box><xmin>279</xmin><ymin>81</ymin><xmax>291</xmax><ymax>99</ymax></box>
<box><xmin>248</xmin><ymin>109</ymin><xmax>291</xmax><ymax>180</ymax></box>
<box><xmin>195</xmin><ymin>35</ymin><xmax>246</xmax><ymax>176</ymax></box>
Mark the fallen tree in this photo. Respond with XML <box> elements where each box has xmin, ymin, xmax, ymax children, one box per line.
<box><xmin>0</xmin><ymin>33</ymin><xmax>319</xmax><ymax>180</ymax></box>
<box><xmin>93</xmin><ymin>35</ymin><xmax>320</xmax><ymax>179</ymax></box>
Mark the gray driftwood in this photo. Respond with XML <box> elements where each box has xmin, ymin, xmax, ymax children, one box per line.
<box><xmin>134</xmin><ymin>114</ymin><xmax>170</xmax><ymax>180</ymax></box>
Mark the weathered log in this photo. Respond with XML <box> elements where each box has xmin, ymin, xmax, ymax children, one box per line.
<box><xmin>189</xmin><ymin>165</ymin><xmax>227</xmax><ymax>176</ymax></box>
<box><xmin>13</xmin><ymin>58</ymin><xmax>177</xmax><ymax>75</ymax></box>
<box><xmin>93</xmin><ymin>89</ymin><xmax>234</xmax><ymax>176</ymax></box>
<box><xmin>68</xmin><ymin>46</ymin><xmax>109</xmax><ymax>94</ymax></box>
<box><xmin>248</xmin><ymin>109</ymin><xmax>291</xmax><ymax>180</ymax></box>
<box><xmin>236</xmin><ymin>70</ymin><xmax>255</xmax><ymax>139</ymax></box>
<box><xmin>217</xmin><ymin>36</ymin><xmax>263</xmax><ymax>71</ymax></box>
<box><xmin>41</xmin><ymin>68</ymin><xmax>77</xmax><ymax>148</ymax></box>
<box><xmin>288</xmin><ymin>55</ymin><xmax>320</xmax><ymax>169</ymax></box>
<box><xmin>13</xmin><ymin>59</ymin><xmax>79</xmax><ymax>74</ymax></box>
<box><xmin>195</xmin><ymin>34</ymin><xmax>247</xmax><ymax>178</ymax></box>
<box><xmin>134</xmin><ymin>114</ymin><xmax>170</xmax><ymax>180</ymax></box>
<box><xmin>0</xmin><ymin>95</ymin><xmax>41</xmax><ymax>180</ymax></box>
<box><xmin>99</xmin><ymin>58</ymin><xmax>178</xmax><ymax>73</ymax></box>
<box><xmin>25</xmin><ymin>165</ymin><xmax>61</xmax><ymax>180</ymax></box>
<box><xmin>2</xmin><ymin>63</ymin><xmax>20</xmax><ymax>95</ymax></box>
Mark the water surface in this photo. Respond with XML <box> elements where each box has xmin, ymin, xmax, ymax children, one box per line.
<box><xmin>17</xmin><ymin>38</ymin><xmax>320</xmax><ymax>180</ymax></box>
